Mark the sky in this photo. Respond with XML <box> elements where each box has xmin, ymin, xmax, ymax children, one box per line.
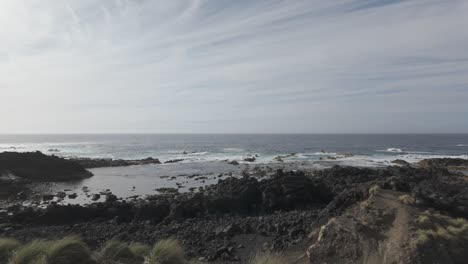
<box><xmin>0</xmin><ymin>0</ymin><xmax>468</xmax><ymax>134</ymax></box>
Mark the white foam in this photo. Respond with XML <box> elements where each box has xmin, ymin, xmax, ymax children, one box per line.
<box><xmin>456</xmin><ymin>144</ymin><xmax>468</xmax><ymax>147</ymax></box>
<box><xmin>186</xmin><ymin>151</ymin><xmax>208</xmax><ymax>156</ymax></box>
<box><xmin>385</xmin><ymin>148</ymin><xmax>403</xmax><ymax>153</ymax></box>
<box><xmin>223</xmin><ymin>148</ymin><xmax>245</xmax><ymax>152</ymax></box>
<box><xmin>313</xmin><ymin>152</ymin><xmax>337</xmax><ymax>155</ymax></box>
<box><xmin>336</xmin><ymin>153</ymin><xmax>468</xmax><ymax>167</ymax></box>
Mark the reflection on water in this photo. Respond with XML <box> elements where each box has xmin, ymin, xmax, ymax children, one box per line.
<box><xmin>28</xmin><ymin>162</ymin><xmax>251</xmax><ymax>205</ymax></box>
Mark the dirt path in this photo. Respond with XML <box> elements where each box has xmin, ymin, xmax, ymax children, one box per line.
<box><xmin>373</xmin><ymin>190</ymin><xmax>411</xmax><ymax>264</ymax></box>
<box><xmin>308</xmin><ymin>188</ymin><xmax>415</xmax><ymax>264</ymax></box>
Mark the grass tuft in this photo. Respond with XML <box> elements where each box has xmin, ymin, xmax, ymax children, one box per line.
<box><xmin>8</xmin><ymin>240</ymin><xmax>48</xmax><ymax>264</ymax></box>
<box><xmin>129</xmin><ymin>242</ymin><xmax>151</xmax><ymax>258</ymax></box>
<box><xmin>411</xmin><ymin>210</ymin><xmax>468</xmax><ymax>250</ymax></box>
<box><xmin>0</xmin><ymin>238</ymin><xmax>22</xmax><ymax>263</ymax></box>
<box><xmin>398</xmin><ymin>194</ymin><xmax>415</xmax><ymax>205</ymax></box>
<box><xmin>148</xmin><ymin>238</ymin><xmax>185</xmax><ymax>264</ymax></box>
<box><xmin>369</xmin><ymin>185</ymin><xmax>380</xmax><ymax>196</ymax></box>
<box><xmin>47</xmin><ymin>236</ymin><xmax>95</xmax><ymax>264</ymax></box>
<box><xmin>97</xmin><ymin>240</ymin><xmax>136</xmax><ymax>263</ymax></box>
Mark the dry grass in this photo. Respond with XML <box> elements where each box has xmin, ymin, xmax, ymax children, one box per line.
<box><xmin>8</xmin><ymin>240</ymin><xmax>48</xmax><ymax>264</ymax></box>
<box><xmin>411</xmin><ymin>210</ymin><xmax>468</xmax><ymax>250</ymax></box>
<box><xmin>369</xmin><ymin>185</ymin><xmax>380</xmax><ymax>196</ymax></box>
<box><xmin>0</xmin><ymin>238</ymin><xmax>22</xmax><ymax>263</ymax></box>
<box><xmin>148</xmin><ymin>238</ymin><xmax>185</xmax><ymax>264</ymax></box>
<box><xmin>359</xmin><ymin>185</ymin><xmax>381</xmax><ymax>210</ymax></box>
<box><xmin>1</xmin><ymin>237</ymin><xmax>197</xmax><ymax>264</ymax></box>
<box><xmin>250</xmin><ymin>253</ymin><xmax>288</xmax><ymax>264</ymax></box>
<box><xmin>129</xmin><ymin>242</ymin><xmax>151</xmax><ymax>258</ymax></box>
<box><xmin>97</xmin><ymin>240</ymin><xmax>136</xmax><ymax>263</ymax></box>
<box><xmin>47</xmin><ymin>236</ymin><xmax>95</xmax><ymax>264</ymax></box>
<box><xmin>398</xmin><ymin>194</ymin><xmax>416</xmax><ymax>205</ymax></box>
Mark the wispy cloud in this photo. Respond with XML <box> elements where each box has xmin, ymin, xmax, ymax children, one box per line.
<box><xmin>0</xmin><ymin>0</ymin><xmax>467</xmax><ymax>133</ymax></box>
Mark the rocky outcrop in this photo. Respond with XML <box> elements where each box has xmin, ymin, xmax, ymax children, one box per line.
<box><xmin>308</xmin><ymin>190</ymin><xmax>406</xmax><ymax>264</ymax></box>
<box><xmin>164</xmin><ymin>159</ymin><xmax>184</xmax><ymax>164</ymax></box>
<box><xmin>314</xmin><ymin>166</ymin><xmax>378</xmax><ymax>194</ymax></box>
<box><xmin>243</xmin><ymin>156</ymin><xmax>256</xmax><ymax>162</ymax></box>
<box><xmin>5</xmin><ymin>170</ymin><xmax>333</xmax><ymax>225</ymax></box>
<box><xmin>418</xmin><ymin>158</ymin><xmax>468</xmax><ymax>168</ymax></box>
<box><xmin>205</xmin><ymin>176</ymin><xmax>262</xmax><ymax>214</ymax></box>
<box><xmin>69</xmin><ymin>157</ymin><xmax>161</xmax><ymax>168</ymax></box>
<box><xmin>392</xmin><ymin>159</ymin><xmax>411</xmax><ymax>166</ymax></box>
<box><xmin>0</xmin><ymin>151</ymin><xmax>93</xmax><ymax>181</ymax></box>
<box><xmin>261</xmin><ymin>170</ymin><xmax>333</xmax><ymax>212</ymax></box>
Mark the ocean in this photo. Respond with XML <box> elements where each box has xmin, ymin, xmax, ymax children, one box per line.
<box><xmin>0</xmin><ymin>134</ymin><xmax>467</xmax><ymax>164</ymax></box>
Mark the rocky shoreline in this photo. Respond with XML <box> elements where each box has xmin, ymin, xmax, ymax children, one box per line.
<box><xmin>67</xmin><ymin>157</ymin><xmax>163</xmax><ymax>168</ymax></box>
<box><xmin>0</xmin><ymin>154</ymin><xmax>468</xmax><ymax>263</ymax></box>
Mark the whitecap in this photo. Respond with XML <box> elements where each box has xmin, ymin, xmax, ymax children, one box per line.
<box><xmin>314</xmin><ymin>152</ymin><xmax>337</xmax><ymax>155</ymax></box>
<box><xmin>386</xmin><ymin>148</ymin><xmax>403</xmax><ymax>153</ymax></box>
<box><xmin>187</xmin><ymin>151</ymin><xmax>208</xmax><ymax>156</ymax></box>
<box><xmin>456</xmin><ymin>144</ymin><xmax>468</xmax><ymax>147</ymax></box>
<box><xmin>223</xmin><ymin>148</ymin><xmax>244</xmax><ymax>152</ymax></box>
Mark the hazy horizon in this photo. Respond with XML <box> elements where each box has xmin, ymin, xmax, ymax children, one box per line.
<box><xmin>0</xmin><ymin>132</ymin><xmax>468</xmax><ymax>136</ymax></box>
<box><xmin>1</xmin><ymin>0</ymin><xmax>468</xmax><ymax>134</ymax></box>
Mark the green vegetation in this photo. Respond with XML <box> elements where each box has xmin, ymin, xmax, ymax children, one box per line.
<box><xmin>368</xmin><ymin>185</ymin><xmax>380</xmax><ymax>196</ymax></box>
<box><xmin>97</xmin><ymin>240</ymin><xmax>136</xmax><ymax>263</ymax></box>
<box><xmin>9</xmin><ymin>240</ymin><xmax>48</xmax><ymax>264</ymax></box>
<box><xmin>129</xmin><ymin>242</ymin><xmax>152</xmax><ymax>258</ymax></box>
<box><xmin>250</xmin><ymin>253</ymin><xmax>288</xmax><ymax>264</ymax></box>
<box><xmin>398</xmin><ymin>194</ymin><xmax>416</xmax><ymax>205</ymax></box>
<box><xmin>0</xmin><ymin>238</ymin><xmax>22</xmax><ymax>263</ymax></box>
<box><xmin>411</xmin><ymin>210</ymin><xmax>468</xmax><ymax>252</ymax></box>
<box><xmin>148</xmin><ymin>238</ymin><xmax>185</xmax><ymax>264</ymax></box>
<box><xmin>47</xmin><ymin>237</ymin><xmax>94</xmax><ymax>264</ymax></box>
<box><xmin>1</xmin><ymin>237</ymin><xmax>194</xmax><ymax>264</ymax></box>
<box><xmin>360</xmin><ymin>185</ymin><xmax>380</xmax><ymax>210</ymax></box>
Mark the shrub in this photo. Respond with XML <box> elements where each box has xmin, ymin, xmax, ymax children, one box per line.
<box><xmin>9</xmin><ymin>240</ymin><xmax>48</xmax><ymax>264</ymax></box>
<box><xmin>369</xmin><ymin>185</ymin><xmax>379</xmax><ymax>196</ymax></box>
<box><xmin>0</xmin><ymin>238</ymin><xmax>22</xmax><ymax>263</ymax></box>
<box><xmin>148</xmin><ymin>238</ymin><xmax>185</xmax><ymax>264</ymax></box>
<box><xmin>47</xmin><ymin>237</ymin><xmax>95</xmax><ymax>264</ymax></box>
<box><xmin>129</xmin><ymin>242</ymin><xmax>151</xmax><ymax>258</ymax></box>
<box><xmin>411</xmin><ymin>210</ymin><xmax>468</xmax><ymax>249</ymax></box>
<box><xmin>416</xmin><ymin>214</ymin><xmax>430</xmax><ymax>227</ymax></box>
<box><xmin>398</xmin><ymin>194</ymin><xmax>415</xmax><ymax>205</ymax></box>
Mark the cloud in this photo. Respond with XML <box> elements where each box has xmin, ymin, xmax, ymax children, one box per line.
<box><xmin>0</xmin><ymin>0</ymin><xmax>467</xmax><ymax>133</ymax></box>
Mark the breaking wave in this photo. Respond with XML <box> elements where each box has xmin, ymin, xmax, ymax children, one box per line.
<box><xmin>386</xmin><ymin>148</ymin><xmax>403</xmax><ymax>153</ymax></box>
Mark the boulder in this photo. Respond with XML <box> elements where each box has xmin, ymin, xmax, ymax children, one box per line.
<box><xmin>244</xmin><ymin>156</ymin><xmax>256</xmax><ymax>162</ymax></box>
<box><xmin>43</xmin><ymin>194</ymin><xmax>54</xmax><ymax>201</ymax></box>
<box><xmin>391</xmin><ymin>159</ymin><xmax>410</xmax><ymax>166</ymax></box>
<box><xmin>91</xmin><ymin>194</ymin><xmax>101</xmax><ymax>201</ymax></box>
<box><xmin>105</xmin><ymin>194</ymin><xmax>118</xmax><ymax>203</ymax></box>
